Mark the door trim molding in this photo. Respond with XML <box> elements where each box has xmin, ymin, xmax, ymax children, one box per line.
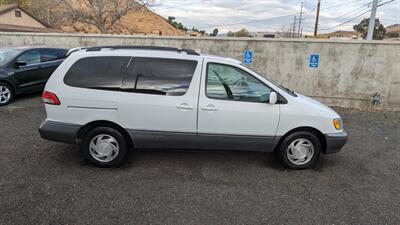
<box><xmin>126</xmin><ymin>129</ymin><xmax>279</xmax><ymax>152</ymax></box>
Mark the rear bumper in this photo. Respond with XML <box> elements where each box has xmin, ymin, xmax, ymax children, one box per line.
<box><xmin>324</xmin><ymin>131</ymin><xmax>348</xmax><ymax>154</ymax></box>
<box><xmin>38</xmin><ymin>120</ymin><xmax>81</xmax><ymax>144</ymax></box>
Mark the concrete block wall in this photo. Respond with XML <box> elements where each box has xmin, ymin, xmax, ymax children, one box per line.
<box><xmin>0</xmin><ymin>32</ymin><xmax>399</xmax><ymax>111</ymax></box>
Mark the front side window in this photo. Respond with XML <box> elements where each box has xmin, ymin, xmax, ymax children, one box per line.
<box><xmin>64</xmin><ymin>57</ymin><xmax>131</xmax><ymax>89</ymax></box>
<box><xmin>17</xmin><ymin>50</ymin><xmax>41</xmax><ymax>65</ymax></box>
<box><xmin>206</xmin><ymin>63</ymin><xmax>272</xmax><ymax>103</ymax></box>
<box><xmin>124</xmin><ymin>58</ymin><xmax>198</xmax><ymax>96</ymax></box>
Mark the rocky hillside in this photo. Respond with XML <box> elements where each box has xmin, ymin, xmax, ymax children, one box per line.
<box><xmin>386</xmin><ymin>24</ymin><xmax>400</xmax><ymax>33</ymax></box>
<box><xmin>59</xmin><ymin>6</ymin><xmax>185</xmax><ymax>36</ymax></box>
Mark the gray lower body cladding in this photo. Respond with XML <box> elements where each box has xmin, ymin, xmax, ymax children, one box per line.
<box><xmin>38</xmin><ymin>120</ymin><xmax>347</xmax><ymax>153</ymax></box>
<box><xmin>324</xmin><ymin>131</ymin><xmax>348</xmax><ymax>154</ymax></box>
<box><xmin>128</xmin><ymin>130</ymin><xmax>277</xmax><ymax>151</ymax></box>
<box><xmin>39</xmin><ymin>120</ymin><xmax>80</xmax><ymax>144</ymax></box>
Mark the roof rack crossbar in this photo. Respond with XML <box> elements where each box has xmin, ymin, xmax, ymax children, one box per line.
<box><xmin>85</xmin><ymin>46</ymin><xmax>200</xmax><ymax>56</ymax></box>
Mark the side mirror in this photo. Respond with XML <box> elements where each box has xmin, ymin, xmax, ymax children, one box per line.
<box><xmin>15</xmin><ymin>61</ymin><xmax>27</xmax><ymax>68</ymax></box>
<box><xmin>269</xmin><ymin>92</ymin><xmax>278</xmax><ymax>105</ymax></box>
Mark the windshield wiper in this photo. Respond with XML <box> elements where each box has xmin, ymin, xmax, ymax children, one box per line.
<box><xmin>279</xmin><ymin>85</ymin><xmax>297</xmax><ymax>97</ymax></box>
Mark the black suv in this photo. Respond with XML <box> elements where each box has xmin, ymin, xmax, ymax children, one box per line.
<box><xmin>0</xmin><ymin>47</ymin><xmax>68</xmax><ymax>106</ymax></box>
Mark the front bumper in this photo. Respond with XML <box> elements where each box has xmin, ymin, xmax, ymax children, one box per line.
<box><xmin>38</xmin><ymin>120</ymin><xmax>81</xmax><ymax>144</ymax></box>
<box><xmin>324</xmin><ymin>131</ymin><xmax>348</xmax><ymax>154</ymax></box>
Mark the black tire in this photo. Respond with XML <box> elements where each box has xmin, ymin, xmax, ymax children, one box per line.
<box><xmin>0</xmin><ymin>82</ymin><xmax>14</xmax><ymax>106</ymax></box>
<box><xmin>81</xmin><ymin>127</ymin><xmax>128</xmax><ymax>167</ymax></box>
<box><xmin>275</xmin><ymin>131</ymin><xmax>321</xmax><ymax>169</ymax></box>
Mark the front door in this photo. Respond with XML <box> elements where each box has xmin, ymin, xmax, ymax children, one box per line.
<box><xmin>197</xmin><ymin>60</ymin><xmax>280</xmax><ymax>151</ymax></box>
<box><xmin>13</xmin><ymin>49</ymin><xmax>42</xmax><ymax>90</ymax></box>
<box><xmin>118</xmin><ymin>56</ymin><xmax>202</xmax><ymax>149</ymax></box>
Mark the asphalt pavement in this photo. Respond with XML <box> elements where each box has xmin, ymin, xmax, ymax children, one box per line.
<box><xmin>1</xmin><ymin>94</ymin><xmax>400</xmax><ymax>225</ymax></box>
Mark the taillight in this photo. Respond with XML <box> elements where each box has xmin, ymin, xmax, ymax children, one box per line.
<box><xmin>42</xmin><ymin>91</ymin><xmax>60</xmax><ymax>105</ymax></box>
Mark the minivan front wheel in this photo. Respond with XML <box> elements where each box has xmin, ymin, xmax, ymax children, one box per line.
<box><xmin>276</xmin><ymin>131</ymin><xmax>321</xmax><ymax>169</ymax></box>
<box><xmin>0</xmin><ymin>82</ymin><xmax>13</xmax><ymax>106</ymax></box>
<box><xmin>82</xmin><ymin>127</ymin><xmax>128</xmax><ymax>167</ymax></box>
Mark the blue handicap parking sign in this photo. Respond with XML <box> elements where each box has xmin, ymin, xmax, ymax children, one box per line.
<box><xmin>309</xmin><ymin>54</ymin><xmax>320</xmax><ymax>68</ymax></box>
<box><xmin>244</xmin><ymin>50</ymin><xmax>253</xmax><ymax>64</ymax></box>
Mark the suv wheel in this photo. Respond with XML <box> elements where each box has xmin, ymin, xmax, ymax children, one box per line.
<box><xmin>82</xmin><ymin>127</ymin><xmax>128</xmax><ymax>167</ymax></box>
<box><xmin>0</xmin><ymin>82</ymin><xmax>13</xmax><ymax>106</ymax></box>
<box><xmin>276</xmin><ymin>131</ymin><xmax>321</xmax><ymax>169</ymax></box>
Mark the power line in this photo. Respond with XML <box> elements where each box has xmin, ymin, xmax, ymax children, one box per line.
<box><xmin>321</xmin><ymin>0</ymin><xmax>369</xmax><ymax>10</ymax></box>
<box><xmin>320</xmin><ymin>9</ymin><xmax>371</xmax><ymax>31</ymax></box>
<box><xmin>332</xmin><ymin>1</ymin><xmax>372</xmax><ymax>21</ymax></box>
<box><xmin>322</xmin><ymin>1</ymin><xmax>372</xmax><ymax>25</ymax></box>
<box><xmin>320</xmin><ymin>0</ymin><xmax>396</xmax><ymax>31</ymax></box>
<box><xmin>196</xmin><ymin>14</ymin><xmax>295</xmax><ymax>30</ymax></box>
<box><xmin>153</xmin><ymin>1</ymin><xmax>205</xmax><ymax>11</ymax></box>
<box><xmin>303</xmin><ymin>4</ymin><xmax>318</xmax><ymax>19</ymax></box>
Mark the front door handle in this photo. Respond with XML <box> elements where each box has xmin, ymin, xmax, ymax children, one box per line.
<box><xmin>201</xmin><ymin>104</ymin><xmax>218</xmax><ymax>112</ymax></box>
<box><xmin>177</xmin><ymin>103</ymin><xmax>194</xmax><ymax>110</ymax></box>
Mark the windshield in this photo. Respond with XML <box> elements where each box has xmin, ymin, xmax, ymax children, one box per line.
<box><xmin>242</xmin><ymin>64</ymin><xmax>298</xmax><ymax>97</ymax></box>
<box><xmin>0</xmin><ymin>49</ymin><xmax>19</xmax><ymax>67</ymax></box>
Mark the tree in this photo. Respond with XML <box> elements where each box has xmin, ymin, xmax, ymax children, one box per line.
<box><xmin>56</xmin><ymin>0</ymin><xmax>156</xmax><ymax>34</ymax></box>
<box><xmin>226</xmin><ymin>31</ymin><xmax>234</xmax><ymax>37</ymax></box>
<box><xmin>211</xmin><ymin>28</ymin><xmax>219</xmax><ymax>37</ymax></box>
<box><xmin>167</xmin><ymin>16</ymin><xmax>187</xmax><ymax>32</ymax></box>
<box><xmin>386</xmin><ymin>31</ymin><xmax>399</xmax><ymax>38</ymax></box>
<box><xmin>353</xmin><ymin>18</ymin><xmax>386</xmax><ymax>40</ymax></box>
<box><xmin>234</xmin><ymin>28</ymin><xmax>250</xmax><ymax>37</ymax></box>
<box><xmin>167</xmin><ymin>16</ymin><xmax>176</xmax><ymax>23</ymax></box>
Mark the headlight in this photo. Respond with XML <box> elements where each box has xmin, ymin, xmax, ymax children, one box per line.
<box><xmin>333</xmin><ymin>118</ymin><xmax>343</xmax><ymax>130</ymax></box>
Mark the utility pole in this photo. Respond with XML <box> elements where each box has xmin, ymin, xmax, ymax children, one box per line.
<box><xmin>298</xmin><ymin>1</ymin><xmax>304</xmax><ymax>38</ymax></box>
<box><xmin>289</xmin><ymin>23</ymin><xmax>293</xmax><ymax>38</ymax></box>
<box><xmin>47</xmin><ymin>9</ymin><xmax>50</xmax><ymax>25</ymax></box>
<box><xmin>293</xmin><ymin>16</ymin><xmax>297</xmax><ymax>38</ymax></box>
<box><xmin>314</xmin><ymin>0</ymin><xmax>321</xmax><ymax>36</ymax></box>
<box><xmin>367</xmin><ymin>0</ymin><xmax>379</xmax><ymax>40</ymax></box>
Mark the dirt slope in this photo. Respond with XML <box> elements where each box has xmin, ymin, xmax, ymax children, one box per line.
<box><xmin>59</xmin><ymin>6</ymin><xmax>185</xmax><ymax>36</ymax></box>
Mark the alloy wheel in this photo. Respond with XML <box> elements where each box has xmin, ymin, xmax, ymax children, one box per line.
<box><xmin>0</xmin><ymin>85</ymin><xmax>11</xmax><ymax>104</ymax></box>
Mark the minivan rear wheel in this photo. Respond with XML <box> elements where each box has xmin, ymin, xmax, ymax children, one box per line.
<box><xmin>0</xmin><ymin>82</ymin><xmax>13</xmax><ymax>106</ymax></box>
<box><xmin>82</xmin><ymin>127</ymin><xmax>128</xmax><ymax>167</ymax></box>
<box><xmin>276</xmin><ymin>131</ymin><xmax>321</xmax><ymax>169</ymax></box>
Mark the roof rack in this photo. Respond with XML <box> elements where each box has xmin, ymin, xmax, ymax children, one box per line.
<box><xmin>85</xmin><ymin>46</ymin><xmax>200</xmax><ymax>56</ymax></box>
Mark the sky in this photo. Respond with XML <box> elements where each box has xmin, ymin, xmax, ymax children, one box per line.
<box><xmin>151</xmin><ymin>0</ymin><xmax>400</xmax><ymax>34</ymax></box>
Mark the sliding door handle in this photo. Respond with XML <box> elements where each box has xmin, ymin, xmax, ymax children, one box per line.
<box><xmin>201</xmin><ymin>104</ymin><xmax>218</xmax><ymax>112</ymax></box>
<box><xmin>177</xmin><ymin>103</ymin><xmax>194</xmax><ymax>110</ymax></box>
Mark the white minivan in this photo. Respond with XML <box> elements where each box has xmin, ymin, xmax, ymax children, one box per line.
<box><xmin>39</xmin><ymin>46</ymin><xmax>347</xmax><ymax>169</ymax></box>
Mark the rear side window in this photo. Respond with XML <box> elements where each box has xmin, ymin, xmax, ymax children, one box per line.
<box><xmin>41</xmin><ymin>49</ymin><xmax>67</xmax><ymax>62</ymax></box>
<box><xmin>64</xmin><ymin>57</ymin><xmax>130</xmax><ymax>89</ymax></box>
<box><xmin>124</xmin><ymin>58</ymin><xmax>198</xmax><ymax>96</ymax></box>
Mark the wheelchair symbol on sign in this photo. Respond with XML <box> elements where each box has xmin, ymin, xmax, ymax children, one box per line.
<box><xmin>244</xmin><ymin>50</ymin><xmax>253</xmax><ymax>64</ymax></box>
<box><xmin>309</xmin><ymin>54</ymin><xmax>320</xmax><ymax>68</ymax></box>
<box><xmin>311</xmin><ymin>56</ymin><xmax>317</xmax><ymax>62</ymax></box>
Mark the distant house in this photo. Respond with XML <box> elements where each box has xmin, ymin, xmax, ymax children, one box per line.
<box><xmin>0</xmin><ymin>4</ymin><xmax>59</xmax><ymax>32</ymax></box>
<box><xmin>249</xmin><ymin>32</ymin><xmax>277</xmax><ymax>38</ymax></box>
<box><xmin>386</xmin><ymin>24</ymin><xmax>400</xmax><ymax>33</ymax></box>
<box><xmin>327</xmin><ymin>30</ymin><xmax>361</xmax><ymax>39</ymax></box>
<box><xmin>306</xmin><ymin>30</ymin><xmax>361</xmax><ymax>40</ymax></box>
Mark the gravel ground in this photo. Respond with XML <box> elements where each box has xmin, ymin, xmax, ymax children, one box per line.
<box><xmin>1</xmin><ymin>95</ymin><xmax>400</xmax><ymax>225</ymax></box>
